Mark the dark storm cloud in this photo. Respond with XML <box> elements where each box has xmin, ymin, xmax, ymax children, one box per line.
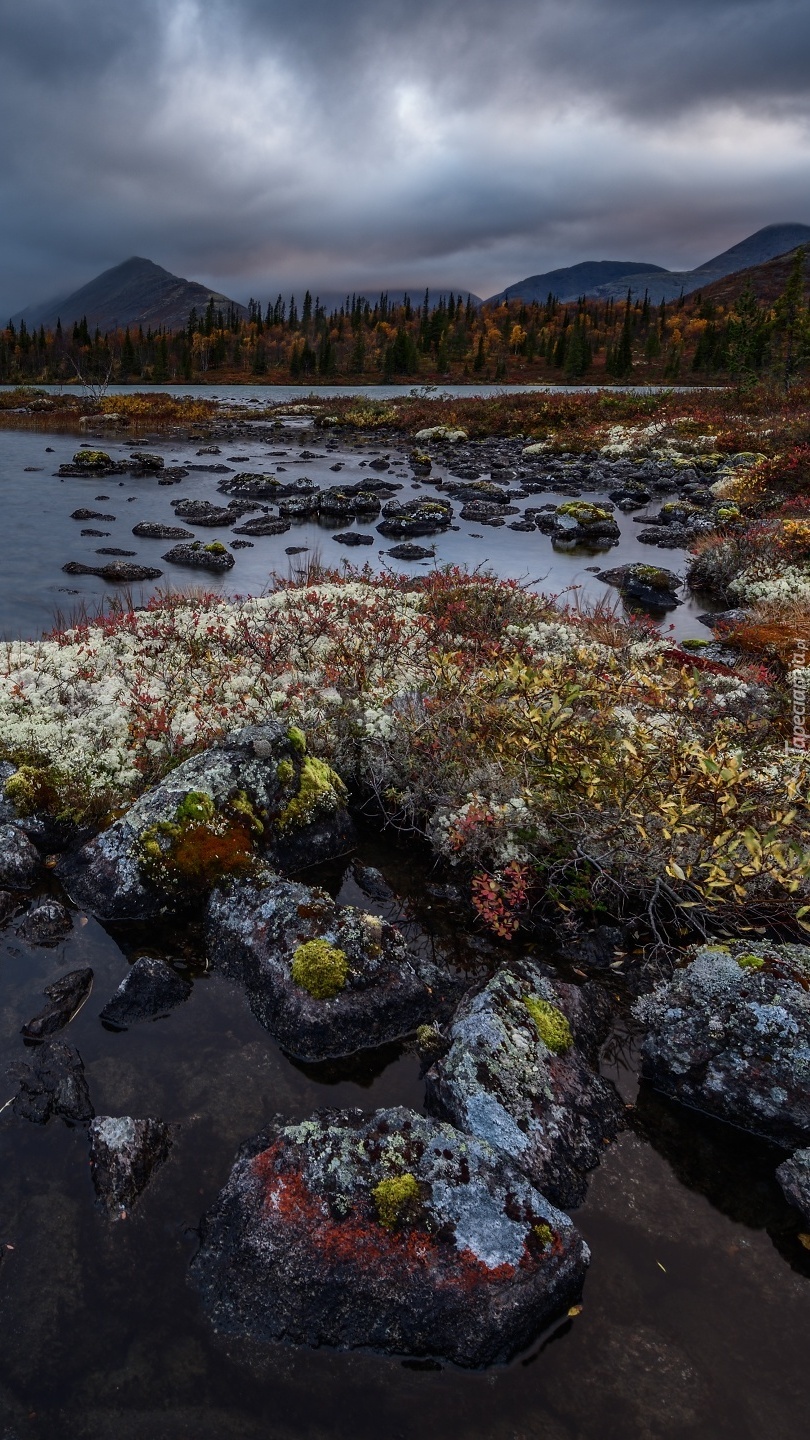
<box><xmin>1</xmin><ymin>0</ymin><xmax>809</xmax><ymax>316</ymax></box>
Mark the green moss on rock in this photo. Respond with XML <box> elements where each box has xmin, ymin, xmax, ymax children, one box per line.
<box><xmin>523</xmin><ymin>996</ymin><xmax>573</xmax><ymax>1054</ymax></box>
<box><xmin>556</xmin><ymin>501</ymin><xmax>612</xmax><ymax>526</ymax></box>
<box><xmin>278</xmin><ymin>755</ymin><xmax>347</xmax><ymax>831</ymax></box>
<box><xmin>291</xmin><ymin>938</ymin><xmax>349</xmax><ymax>999</ymax></box>
<box><xmin>373</xmin><ymin>1173</ymin><xmax>420</xmax><ymax>1230</ymax></box>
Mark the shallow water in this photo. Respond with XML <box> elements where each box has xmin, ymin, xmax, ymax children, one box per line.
<box><xmin>0</xmin><ymin>845</ymin><xmax>808</xmax><ymax>1440</ymax></box>
<box><xmin>0</xmin><ymin>424</ymin><xmax>712</xmax><ymax>641</ymax></box>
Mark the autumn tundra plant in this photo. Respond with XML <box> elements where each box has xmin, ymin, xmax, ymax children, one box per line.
<box><xmin>0</xmin><ymin>569</ymin><xmax>807</xmax><ymax>945</ymax></box>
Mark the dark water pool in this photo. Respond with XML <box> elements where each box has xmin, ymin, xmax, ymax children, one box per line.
<box><xmin>0</xmin><ymin>842</ymin><xmax>808</xmax><ymax>1440</ymax></box>
<box><xmin>0</xmin><ymin>423</ymin><xmax>714</xmax><ymax>641</ymax></box>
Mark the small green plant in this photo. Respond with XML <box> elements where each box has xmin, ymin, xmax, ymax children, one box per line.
<box><xmin>373</xmin><ymin>1173</ymin><xmax>420</xmax><ymax>1230</ymax></box>
<box><xmin>533</xmin><ymin>1222</ymin><xmax>554</xmax><ymax>1246</ymax></box>
<box><xmin>204</xmin><ymin>541</ymin><xmax>227</xmax><ymax>555</ymax></box>
<box><xmin>523</xmin><ymin>996</ymin><xmax>573</xmax><ymax>1053</ymax></box>
<box><xmin>736</xmin><ymin>951</ymin><xmax>765</xmax><ymax>970</ymax></box>
<box><xmin>291</xmin><ymin>939</ymin><xmax>349</xmax><ymax>999</ymax></box>
<box><xmin>278</xmin><ymin>754</ymin><xmax>346</xmax><ymax>830</ymax></box>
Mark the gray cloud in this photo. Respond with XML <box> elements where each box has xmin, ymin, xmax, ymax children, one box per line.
<box><xmin>1</xmin><ymin>0</ymin><xmax>809</xmax><ymax>317</ymax></box>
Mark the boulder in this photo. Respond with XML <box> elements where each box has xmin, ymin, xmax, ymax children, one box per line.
<box><xmin>551</xmin><ymin>502</ymin><xmax>620</xmax><ymax>547</ymax></box>
<box><xmin>129</xmin><ymin>452</ymin><xmax>164</xmax><ymax>470</ymax></box>
<box><xmin>161</xmin><ymin>542</ymin><xmax>235</xmax><ymax>571</ymax></box>
<box><xmin>332</xmin><ymin>531</ymin><xmax>373</xmax><ymax>546</ymax></box>
<box><xmin>21</xmin><ymin>968</ymin><xmax>94</xmax><ymax>1040</ymax></box>
<box><xmin>377</xmin><ymin>498</ymin><xmax>453</xmax><ymax>538</ymax></box>
<box><xmin>99</xmin><ymin>956</ymin><xmax>192</xmax><ymax>1029</ymax></box>
<box><xmin>58</xmin><ymin>723</ymin><xmax>351</xmax><ymax>921</ymax></box>
<box><xmin>231</xmin><ymin>516</ymin><xmax>291</xmax><ymax>537</ymax></box>
<box><xmin>9</xmin><ymin>1040</ymin><xmax>94</xmax><ymax>1125</ymax></box>
<box><xmin>598</xmin><ymin>562</ymin><xmax>682</xmax><ymax>609</ymax></box>
<box><xmin>0</xmin><ymin>823</ymin><xmax>42</xmax><ymax>889</ymax></box>
<box><xmin>89</xmin><ymin>1115</ymin><xmax>171</xmax><ymax>1217</ymax></box>
<box><xmin>62</xmin><ymin>561</ymin><xmax>163</xmax><ymax>582</ymax></box>
<box><xmin>386</xmin><ymin>543</ymin><xmax>434</xmax><ymax>561</ymax></box>
<box><xmin>70</xmin><ymin>508</ymin><xmax>115</xmax><ymax>521</ymax></box>
<box><xmin>635</xmin><ymin>941</ymin><xmax>810</xmax><ymax>1147</ymax></box>
<box><xmin>776</xmin><ymin>1149</ymin><xmax>810</xmax><ymax>1224</ymax></box>
<box><xmin>17</xmin><ymin>899</ymin><xmax>73</xmax><ymax>945</ymax></box>
<box><xmin>206</xmin><ymin>871</ymin><xmax>439</xmax><ymax>1060</ymax></box>
<box><xmin>425</xmin><ymin>959</ymin><xmax>621</xmax><ymax>1207</ymax></box>
<box><xmin>171</xmin><ymin>499</ymin><xmax>235</xmax><ymax>526</ymax></box>
<box><xmin>190</xmin><ymin>1107</ymin><xmax>588</xmax><ymax>1366</ymax></box>
<box><xmin>132</xmin><ymin>522</ymin><xmax>195</xmax><ymax>539</ymax></box>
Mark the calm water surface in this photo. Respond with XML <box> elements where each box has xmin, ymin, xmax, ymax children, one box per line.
<box><xmin>0</xmin><ymin>423</ymin><xmax>712</xmax><ymax>641</ymax></box>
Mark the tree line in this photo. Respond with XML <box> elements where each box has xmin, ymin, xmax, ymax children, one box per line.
<box><xmin>2</xmin><ymin>250</ymin><xmax>808</xmax><ymax>387</ymax></box>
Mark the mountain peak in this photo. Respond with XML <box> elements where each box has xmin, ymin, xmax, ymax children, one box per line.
<box><xmin>14</xmin><ymin>257</ymin><xmax>246</xmax><ymax>332</ymax></box>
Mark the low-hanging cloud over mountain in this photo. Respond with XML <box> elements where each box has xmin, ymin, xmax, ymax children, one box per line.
<box><xmin>2</xmin><ymin>0</ymin><xmax>809</xmax><ymax>319</ymax></box>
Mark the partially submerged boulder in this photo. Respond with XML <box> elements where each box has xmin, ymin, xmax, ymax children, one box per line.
<box><xmin>59</xmin><ymin>722</ymin><xmax>352</xmax><ymax>920</ymax></box>
<box><xmin>17</xmin><ymin>899</ymin><xmax>73</xmax><ymax>945</ymax></box>
<box><xmin>776</xmin><ymin>1149</ymin><xmax>810</xmax><ymax>1224</ymax></box>
<box><xmin>206</xmin><ymin>871</ymin><xmax>439</xmax><ymax>1060</ymax></box>
<box><xmin>21</xmin><ymin>968</ymin><xmax>93</xmax><ymax>1040</ymax></box>
<box><xmin>552</xmin><ymin>502</ymin><xmax>620</xmax><ymax>547</ymax></box>
<box><xmin>599</xmin><ymin>562</ymin><xmax>682</xmax><ymax>609</ymax></box>
<box><xmin>425</xmin><ymin>958</ymin><xmax>621</xmax><ymax>1207</ymax></box>
<box><xmin>377</xmin><ymin>498</ymin><xmax>453</xmax><ymax>538</ymax></box>
<box><xmin>635</xmin><ymin>941</ymin><xmax>810</xmax><ymax>1147</ymax></box>
<box><xmin>9</xmin><ymin>1040</ymin><xmax>94</xmax><ymax>1125</ymax></box>
<box><xmin>0</xmin><ymin>823</ymin><xmax>42</xmax><ymax>889</ymax></box>
<box><xmin>162</xmin><ymin>542</ymin><xmax>235</xmax><ymax>571</ymax></box>
<box><xmin>190</xmin><ymin>1107</ymin><xmax>588</xmax><ymax>1366</ymax></box>
<box><xmin>99</xmin><ymin>956</ymin><xmax>192</xmax><ymax>1030</ymax></box>
<box><xmin>89</xmin><ymin>1115</ymin><xmax>171</xmax><ymax>1217</ymax></box>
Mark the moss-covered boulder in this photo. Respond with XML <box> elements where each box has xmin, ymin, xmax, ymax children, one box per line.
<box><xmin>552</xmin><ymin>502</ymin><xmax>620</xmax><ymax>547</ymax></box>
<box><xmin>189</xmin><ymin>1107</ymin><xmax>588</xmax><ymax>1366</ymax></box>
<box><xmin>206</xmin><ymin>870</ymin><xmax>442</xmax><ymax>1060</ymax></box>
<box><xmin>425</xmin><ymin>958</ymin><xmax>622</xmax><ymax>1207</ymax></box>
<box><xmin>599</xmin><ymin>562</ymin><xmax>682</xmax><ymax>609</ymax></box>
<box><xmin>635</xmin><ymin>941</ymin><xmax>810</xmax><ymax>1146</ymax></box>
<box><xmin>58</xmin><ymin>723</ymin><xmax>352</xmax><ymax>921</ymax></box>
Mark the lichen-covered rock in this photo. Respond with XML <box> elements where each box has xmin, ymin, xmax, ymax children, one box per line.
<box><xmin>99</xmin><ymin>956</ymin><xmax>191</xmax><ymax>1029</ymax></box>
<box><xmin>162</xmin><ymin>542</ymin><xmax>235</xmax><ymax>571</ymax></box>
<box><xmin>552</xmin><ymin>502</ymin><xmax>620</xmax><ymax>546</ymax></box>
<box><xmin>88</xmin><ymin>1115</ymin><xmax>171</xmax><ymax>1217</ymax></box>
<box><xmin>635</xmin><ymin>941</ymin><xmax>810</xmax><ymax>1146</ymax></box>
<box><xmin>598</xmin><ymin>562</ymin><xmax>681</xmax><ymax>609</ymax></box>
<box><xmin>190</xmin><ymin>1107</ymin><xmax>588</xmax><ymax>1366</ymax></box>
<box><xmin>377</xmin><ymin>498</ymin><xmax>453</xmax><ymax>538</ymax></box>
<box><xmin>425</xmin><ymin>958</ymin><xmax>621</xmax><ymax>1207</ymax></box>
<box><xmin>59</xmin><ymin>723</ymin><xmax>351</xmax><ymax>920</ymax></box>
<box><xmin>206</xmin><ymin>871</ymin><xmax>441</xmax><ymax>1060</ymax></box>
<box><xmin>9</xmin><ymin>1040</ymin><xmax>94</xmax><ymax>1125</ymax></box>
<box><xmin>776</xmin><ymin>1148</ymin><xmax>810</xmax><ymax>1223</ymax></box>
<box><xmin>132</xmin><ymin>521</ymin><xmax>195</xmax><ymax>539</ymax></box>
<box><xmin>0</xmin><ymin>823</ymin><xmax>42</xmax><ymax>890</ymax></box>
<box><xmin>21</xmin><ymin>968</ymin><xmax>93</xmax><ymax>1040</ymax></box>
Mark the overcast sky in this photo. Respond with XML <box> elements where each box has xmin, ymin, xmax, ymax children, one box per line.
<box><xmin>1</xmin><ymin>0</ymin><xmax>809</xmax><ymax>316</ymax></box>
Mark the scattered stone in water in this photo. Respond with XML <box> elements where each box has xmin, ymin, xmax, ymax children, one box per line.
<box><xmin>285</xmin><ymin>546</ymin><xmax>308</xmax><ymax>555</ymax></box>
<box><xmin>96</xmin><ymin>548</ymin><xmax>137</xmax><ymax>556</ymax></box>
<box><xmin>99</xmin><ymin>956</ymin><xmax>192</xmax><ymax>1030</ymax></box>
<box><xmin>206</xmin><ymin>870</ymin><xmax>441</xmax><ymax>1060</ymax></box>
<box><xmin>332</xmin><ymin>531</ymin><xmax>373</xmax><ymax>546</ymax></box>
<box><xmin>598</xmin><ymin>562</ymin><xmax>682</xmax><ymax>609</ymax></box>
<box><xmin>635</xmin><ymin>940</ymin><xmax>810</xmax><ymax>1147</ymax></box>
<box><xmin>0</xmin><ymin>823</ymin><xmax>42</xmax><ymax>889</ymax></box>
<box><xmin>386</xmin><ymin>543</ymin><xmax>435</xmax><ymax>561</ymax></box>
<box><xmin>190</xmin><ymin>1106</ymin><xmax>588</xmax><ymax>1366</ymax></box>
<box><xmin>132</xmin><ymin>522</ymin><xmax>195</xmax><ymax>539</ymax></box>
<box><xmin>70</xmin><ymin>509</ymin><xmax>115</xmax><ymax>521</ymax></box>
<box><xmin>89</xmin><ymin>1115</ymin><xmax>171</xmax><ymax>1217</ymax></box>
<box><xmin>129</xmin><ymin>451</ymin><xmax>164</xmax><ymax>470</ymax></box>
<box><xmin>161</xmin><ymin>542</ymin><xmax>235</xmax><ymax>571</ymax></box>
<box><xmin>21</xmin><ymin>967</ymin><xmax>93</xmax><ymax>1040</ymax></box>
<box><xmin>80</xmin><ymin>528</ymin><xmax>110</xmax><ymax>537</ymax></box>
<box><xmin>232</xmin><ymin>516</ymin><xmax>291</xmax><ymax>537</ymax></box>
<box><xmin>17</xmin><ymin>899</ymin><xmax>73</xmax><ymax>946</ymax></box>
<box><xmin>425</xmin><ymin>957</ymin><xmax>621</xmax><ymax>1207</ymax></box>
<box><xmin>9</xmin><ymin>1040</ymin><xmax>94</xmax><ymax>1125</ymax></box>
<box><xmin>62</xmin><ymin>561</ymin><xmax>163</xmax><ymax>582</ymax></box>
<box><xmin>171</xmin><ymin>499</ymin><xmax>236</xmax><ymax>526</ymax></box>
<box><xmin>231</xmin><ymin>539</ymin><xmax>254</xmax><ymax>549</ymax></box>
<box><xmin>776</xmin><ymin>1149</ymin><xmax>810</xmax><ymax>1224</ymax></box>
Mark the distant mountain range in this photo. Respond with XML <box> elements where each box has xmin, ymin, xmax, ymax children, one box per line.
<box><xmin>487</xmin><ymin>223</ymin><xmax>810</xmax><ymax>305</ymax></box>
<box><xmin>11</xmin><ymin>223</ymin><xmax>810</xmax><ymax>336</ymax></box>
<box><xmin>12</xmin><ymin>257</ymin><xmax>248</xmax><ymax>333</ymax></box>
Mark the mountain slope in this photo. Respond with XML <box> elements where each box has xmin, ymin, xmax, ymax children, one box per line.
<box><xmin>490</xmin><ymin>223</ymin><xmax>810</xmax><ymax>307</ymax></box>
<box><xmin>488</xmin><ymin>259</ymin><xmax>667</xmax><ymax>305</ymax></box>
<box><xmin>13</xmin><ymin>257</ymin><xmax>247</xmax><ymax>332</ymax></box>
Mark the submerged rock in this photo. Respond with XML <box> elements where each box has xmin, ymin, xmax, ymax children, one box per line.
<box><xmin>99</xmin><ymin>956</ymin><xmax>192</xmax><ymax>1030</ymax></box>
<box><xmin>0</xmin><ymin>823</ymin><xmax>42</xmax><ymax>889</ymax></box>
<box><xmin>635</xmin><ymin>941</ymin><xmax>810</xmax><ymax>1146</ymax></box>
<box><xmin>9</xmin><ymin>1040</ymin><xmax>94</xmax><ymax>1125</ymax></box>
<box><xmin>59</xmin><ymin>722</ymin><xmax>351</xmax><ymax>920</ymax></box>
<box><xmin>62</xmin><ymin>561</ymin><xmax>163</xmax><ymax>582</ymax></box>
<box><xmin>89</xmin><ymin>1115</ymin><xmax>171</xmax><ymax>1217</ymax></box>
<box><xmin>332</xmin><ymin>531</ymin><xmax>373</xmax><ymax>546</ymax></box>
<box><xmin>426</xmin><ymin>958</ymin><xmax>621</xmax><ymax>1207</ymax></box>
<box><xmin>776</xmin><ymin>1149</ymin><xmax>810</xmax><ymax>1224</ymax></box>
<box><xmin>21</xmin><ymin>968</ymin><xmax>94</xmax><ymax>1040</ymax></box>
<box><xmin>17</xmin><ymin>899</ymin><xmax>73</xmax><ymax>945</ymax></box>
<box><xmin>190</xmin><ymin>1106</ymin><xmax>588</xmax><ymax>1367</ymax></box>
<box><xmin>206</xmin><ymin>871</ymin><xmax>438</xmax><ymax>1060</ymax></box>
